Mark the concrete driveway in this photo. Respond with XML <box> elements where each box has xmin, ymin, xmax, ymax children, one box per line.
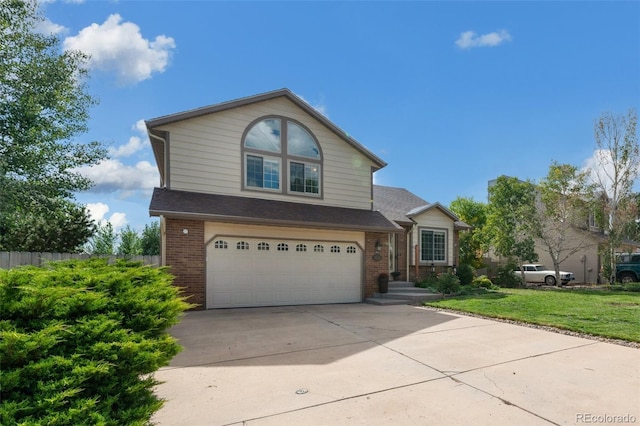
<box><xmin>153</xmin><ymin>304</ymin><xmax>639</xmax><ymax>426</ymax></box>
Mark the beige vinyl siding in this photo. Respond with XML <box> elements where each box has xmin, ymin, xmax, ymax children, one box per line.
<box><xmin>410</xmin><ymin>209</ymin><xmax>455</xmax><ymax>265</ymax></box>
<box><xmin>156</xmin><ymin>97</ymin><xmax>376</xmax><ymax>210</ymax></box>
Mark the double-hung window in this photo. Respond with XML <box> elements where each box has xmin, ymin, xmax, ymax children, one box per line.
<box><xmin>243</xmin><ymin>117</ymin><xmax>321</xmax><ymax>196</ymax></box>
<box><xmin>420</xmin><ymin>229</ymin><xmax>446</xmax><ymax>262</ymax></box>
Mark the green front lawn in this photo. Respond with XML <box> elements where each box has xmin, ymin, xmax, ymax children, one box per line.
<box><xmin>425</xmin><ymin>288</ymin><xmax>640</xmax><ymax>342</ymax></box>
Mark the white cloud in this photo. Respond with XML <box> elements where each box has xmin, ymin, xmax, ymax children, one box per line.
<box><xmin>86</xmin><ymin>202</ymin><xmax>110</xmax><ymax>222</ymax></box>
<box><xmin>109</xmin><ymin>136</ymin><xmax>145</xmax><ymax>158</ymax></box>
<box><xmin>582</xmin><ymin>149</ymin><xmax>640</xmax><ymax>197</ymax></box>
<box><xmin>108</xmin><ymin>119</ymin><xmax>150</xmax><ymax>158</ymax></box>
<box><xmin>35</xmin><ymin>18</ymin><xmax>67</xmax><ymax>35</ymax></box>
<box><xmin>77</xmin><ymin>159</ymin><xmax>159</xmax><ymax>195</ymax></box>
<box><xmin>86</xmin><ymin>202</ymin><xmax>128</xmax><ymax>231</ymax></box>
<box><xmin>455</xmin><ymin>30</ymin><xmax>512</xmax><ymax>49</ymax></box>
<box><xmin>109</xmin><ymin>212</ymin><xmax>128</xmax><ymax>231</ymax></box>
<box><xmin>63</xmin><ymin>14</ymin><xmax>176</xmax><ymax>85</ymax></box>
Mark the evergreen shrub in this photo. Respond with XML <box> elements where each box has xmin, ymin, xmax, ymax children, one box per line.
<box><xmin>455</xmin><ymin>264</ymin><xmax>474</xmax><ymax>286</ymax></box>
<box><xmin>472</xmin><ymin>275</ymin><xmax>495</xmax><ymax>289</ymax></box>
<box><xmin>437</xmin><ymin>273</ymin><xmax>460</xmax><ymax>294</ymax></box>
<box><xmin>496</xmin><ymin>260</ymin><xmax>521</xmax><ymax>288</ymax></box>
<box><xmin>0</xmin><ymin>259</ymin><xmax>193</xmax><ymax>425</ymax></box>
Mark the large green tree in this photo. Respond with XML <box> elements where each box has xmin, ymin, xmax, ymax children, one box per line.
<box><xmin>118</xmin><ymin>225</ymin><xmax>142</xmax><ymax>256</ymax></box>
<box><xmin>590</xmin><ymin>109</ymin><xmax>639</xmax><ymax>282</ymax></box>
<box><xmin>535</xmin><ymin>162</ymin><xmax>594</xmax><ymax>285</ymax></box>
<box><xmin>140</xmin><ymin>221</ymin><xmax>160</xmax><ymax>256</ymax></box>
<box><xmin>85</xmin><ymin>222</ymin><xmax>117</xmax><ymax>255</ymax></box>
<box><xmin>449</xmin><ymin>196</ymin><xmax>487</xmax><ymax>269</ymax></box>
<box><xmin>485</xmin><ymin>176</ymin><xmax>538</xmax><ymax>284</ymax></box>
<box><xmin>0</xmin><ymin>0</ymin><xmax>106</xmax><ymax>252</ymax></box>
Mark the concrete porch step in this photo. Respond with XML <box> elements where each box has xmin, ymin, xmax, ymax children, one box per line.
<box><xmin>388</xmin><ymin>280</ymin><xmax>415</xmax><ymax>288</ymax></box>
<box><xmin>381</xmin><ymin>291</ymin><xmax>443</xmax><ymax>303</ymax></box>
<box><xmin>366</xmin><ymin>284</ymin><xmax>443</xmax><ymax>305</ymax></box>
<box><xmin>364</xmin><ymin>297</ymin><xmax>412</xmax><ymax>306</ymax></box>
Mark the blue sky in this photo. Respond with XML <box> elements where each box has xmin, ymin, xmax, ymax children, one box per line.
<box><xmin>39</xmin><ymin>0</ymin><xmax>639</xmax><ymax>232</ymax></box>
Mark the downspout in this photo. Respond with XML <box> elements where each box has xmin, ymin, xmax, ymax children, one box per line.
<box><xmin>414</xmin><ymin>244</ymin><xmax>419</xmax><ymax>281</ymax></box>
<box><xmin>148</xmin><ymin>130</ymin><xmax>167</xmax><ymax>266</ymax></box>
<box><xmin>148</xmin><ymin>131</ymin><xmax>167</xmax><ymax>188</ymax></box>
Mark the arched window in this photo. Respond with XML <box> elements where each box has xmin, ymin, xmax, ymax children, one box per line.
<box><xmin>243</xmin><ymin>117</ymin><xmax>322</xmax><ymax>196</ymax></box>
<box><xmin>257</xmin><ymin>242</ymin><xmax>270</xmax><ymax>251</ymax></box>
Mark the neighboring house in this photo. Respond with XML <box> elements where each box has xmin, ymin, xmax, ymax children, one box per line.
<box><xmin>373</xmin><ymin>185</ymin><xmax>471</xmax><ymax>282</ymax></box>
<box><xmin>488</xmin><ymin>177</ymin><xmax>640</xmax><ymax>284</ymax></box>
<box><xmin>535</xmin><ymin>229</ymin><xmax>640</xmax><ymax>284</ymax></box>
<box><xmin>534</xmin><ymin>227</ymin><xmax>600</xmax><ymax>284</ymax></box>
<box><xmin>147</xmin><ymin>88</ymin><xmax>405</xmax><ymax>309</ymax></box>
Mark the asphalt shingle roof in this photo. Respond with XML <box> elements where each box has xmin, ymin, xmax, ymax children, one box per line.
<box><xmin>149</xmin><ymin>188</ymin><xmax>400</xmax><ymax>232</ymax></box>
<box><xmin>372</xmin><ymin>185</ymin><xmax>429</xmax><ymax>224</ymax></box>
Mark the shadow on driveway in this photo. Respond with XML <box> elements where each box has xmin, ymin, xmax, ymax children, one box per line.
<box><xmin>165</xmin><ymin>303</ymin><xmax>459</xmax><ymax>367</ymax></box>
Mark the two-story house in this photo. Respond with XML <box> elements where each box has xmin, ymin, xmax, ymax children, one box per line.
<box><xmin>147</xmin><ymin>89</ymin><xmax>466</xmax><ymax>309</ymax></box>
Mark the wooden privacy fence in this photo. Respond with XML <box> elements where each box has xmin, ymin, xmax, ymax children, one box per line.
<box><xmin>0</xmin><ymin>252</ymin><xmax>160</xmax><ymax>270</ymax></box>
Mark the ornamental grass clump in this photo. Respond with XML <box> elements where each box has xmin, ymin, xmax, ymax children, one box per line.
<box><xmin>0</xmin><ymin>258</ymin><xmax>193</xmax><ymax>425</ymax></box>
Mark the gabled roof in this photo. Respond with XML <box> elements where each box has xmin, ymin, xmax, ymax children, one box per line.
<box><xmin>373</xmin><ymin>185</ymin><xmax>471</xmax><ymax>230</ymax></box>
<box><xmin>372</xmin><ymin>185</ymin><xmax>429</xmax><ymax>225</ymax></box>
<box><xmin>407</xmin><ymin>202</ymin><xmax>472</xmax><ymax>230</ymax></box>
<box><xmin>149</xmin><ymin>188</ymin><xmax>401</xmax><ymax>233</ymax></box>
<box><xmin>145</xmin><ymin>88</ymin><xmax>386</xmax><ymax>169</ymax></box>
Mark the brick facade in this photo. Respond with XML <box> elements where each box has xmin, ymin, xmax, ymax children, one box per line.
<box><xmin>165</xmin><ymin>218</ymin><xmax>206</xmax><ymax>309</ymax></box>
<box><xmin>364</xmin><ymin>232</ymin><xmax>391</xmax><ymax>297</ymax></box>
<box><xmin>162</xmin><ymin>222</ymin><xmax>456</xmax><ymax>306</ymax></box>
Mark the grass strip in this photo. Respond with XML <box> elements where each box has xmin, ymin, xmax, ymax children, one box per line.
<box><xmin>425</xmin><ymin>288</ymin><xmax>640</xmax><ymax>342</ymax></box>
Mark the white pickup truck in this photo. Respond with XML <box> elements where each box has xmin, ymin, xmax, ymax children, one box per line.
<box><xmin>513</xmin><ymin>264</ymin><xmax>575</xmax><ymax>286</ymax></box>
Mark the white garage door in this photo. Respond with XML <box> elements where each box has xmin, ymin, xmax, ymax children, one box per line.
<box><xmin>206</xmin><ymin>237</ymin><xmax>362</xmax><ymax>308</ymax></box>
